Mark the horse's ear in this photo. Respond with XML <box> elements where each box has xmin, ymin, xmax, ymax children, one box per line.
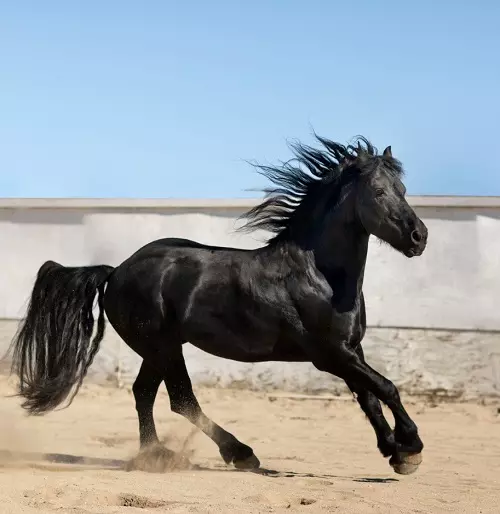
<box><xmin>383</xmin><ymin>146</ymin><xmax>392</xmax><ymax>158</ymax></box>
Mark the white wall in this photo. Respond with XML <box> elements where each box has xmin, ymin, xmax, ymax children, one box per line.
<box><xmin>1</xmin><ymin>197</ymin><xmax>500</xmax><ymax>330</ymax></box>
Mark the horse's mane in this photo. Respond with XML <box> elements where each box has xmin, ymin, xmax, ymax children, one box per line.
<box><xmin>240</xmin><ymin>134</ymin><xmax>397</xmax><ymax>236</ymax></box>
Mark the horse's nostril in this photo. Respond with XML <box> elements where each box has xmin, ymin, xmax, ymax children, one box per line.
<box><xmin>411</xmin><ymin>230</ymin><xmax>422</xmax><ymax>244</ymax></box>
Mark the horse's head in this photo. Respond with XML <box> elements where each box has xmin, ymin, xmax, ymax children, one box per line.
<box><xmin>240</xmin><ymin>134</ymin><xmax>428</xmax><ymax>259</ymax></box>
<box><xmin>354</xmin><ymin>145</ymin><xmax>427</xmax><ymax>257</ymax></box>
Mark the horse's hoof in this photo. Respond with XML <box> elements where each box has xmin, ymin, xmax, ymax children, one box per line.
<box><xmin>390</xmin><ymin>452</ymin><xmax>422</xmax><ymax>475</ymax></box>
<box><xmin>234</xmin><ymin>453</ymin><xmax>261</xmax><ymax>470</ymax></box>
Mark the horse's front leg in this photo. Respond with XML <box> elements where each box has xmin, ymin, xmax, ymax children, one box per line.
<box><xmin>344</xmin><ymin>345</ymin><xmax>396</xmax><ymax>458</ymax></box>
<box><xmin>311</xmin><ymin>340</ymin><xmax>423</xmax><ymax>475</ymax></box>
<box><xmin>345</xmin><ymin>381</ymin><xmax>396</xmax><ymax>458</ymax></box>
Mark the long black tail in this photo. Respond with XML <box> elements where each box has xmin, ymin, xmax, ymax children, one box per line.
<box><xmin>10</xmin><ymin>260</ymin><xmax>114</xmax><ymax>415</ymax></box>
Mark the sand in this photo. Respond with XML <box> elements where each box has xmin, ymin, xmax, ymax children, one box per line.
<box><xmin>0</xmin><ymin>376</ymin><xmax>498</xmax><ymax>513</ymax></box>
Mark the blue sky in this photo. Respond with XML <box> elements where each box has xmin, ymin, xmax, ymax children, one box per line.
<box><xmin>1</xmin><ymin>1</ymin><xmax>499</xmax><ymax>198</ymax></box>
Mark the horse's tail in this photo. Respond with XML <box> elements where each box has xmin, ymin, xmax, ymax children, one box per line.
<box><xmin>10</xmin><ymin>260</ymin><xmax>114</xmax><ymax>415</ymax></box>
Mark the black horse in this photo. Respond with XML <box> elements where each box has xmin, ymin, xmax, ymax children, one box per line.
<box><xmin>10</xmin><ymin>134</ymin><xmax>428</xmax><ymax>475</ymax></box>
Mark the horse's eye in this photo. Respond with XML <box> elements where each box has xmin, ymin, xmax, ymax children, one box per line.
<box><xmin>376</xmin><ymin>188</ymin><xmax>385</xmax><ymax>197</ymax></box>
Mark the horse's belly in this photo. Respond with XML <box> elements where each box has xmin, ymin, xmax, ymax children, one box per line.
<box><xmin>181</xmin><ymin>311</ymin><xmax>280</xmax><ymax>363</ymax></box>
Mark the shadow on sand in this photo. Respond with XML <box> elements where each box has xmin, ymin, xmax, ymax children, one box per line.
<box><xmin>243</xmin><ymin>467</ymin><xmax>398</xmax><ymax>484</ymax></box>
<box><xmin>0</xmin><ymin>448</ymin><xmax>398</xmax><ymax>484</ymax></box>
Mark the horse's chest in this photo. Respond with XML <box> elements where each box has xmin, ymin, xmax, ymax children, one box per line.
<box><xmin>293</xmin><ymin>286</ymin><xmax>361</xmax><ymax>343</ymax></box>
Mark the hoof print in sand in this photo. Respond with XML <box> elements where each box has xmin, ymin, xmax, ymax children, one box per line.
<box><xmin>299</xmin><ymin>498</ymin><xmax>317</xmax><ymax>506</ymax></box>
<box><xmin>118</xmin><ymin>493</ymin><xmax>166</xmax><ymax>508</ymax></box>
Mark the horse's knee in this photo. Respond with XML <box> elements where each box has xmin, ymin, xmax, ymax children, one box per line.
<box><xmin>384</xmin><ymin>381</ymin><xmax>400</xmax><ymax>404</ymax></box>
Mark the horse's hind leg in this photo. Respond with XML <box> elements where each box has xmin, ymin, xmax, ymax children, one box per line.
<box><xmin>107</xmin><ymin>312</ymin><xmax>259</xmax><ymax>468</ymax></box>
<box><xmin>132</xmin><ymin>360</ymin><xmax>163</xmax><ymax>448</ymax></box>
<box><xmin>162</xmin><ymin>344</ymin><xmax>260</xmax><ymax>469</ymax></box>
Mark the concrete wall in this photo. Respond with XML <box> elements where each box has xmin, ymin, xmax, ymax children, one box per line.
<box><xmin>1</xmin><ymin>197</ymin><xmax>499</xmax><ymax>397</ymax></box>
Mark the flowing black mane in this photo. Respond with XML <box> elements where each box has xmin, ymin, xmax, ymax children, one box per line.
<box><xmin>240</xmin><ymin>134</ymin><xmax>401</xmax><ymax>237</ymax></box>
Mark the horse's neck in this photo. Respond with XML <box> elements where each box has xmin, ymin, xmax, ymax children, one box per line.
<box><xmin>315</xmin><ymin>221</ymin><xmax>369</xmax><ymax>311</ymax></box>
<box><xmin>284</xmin><ymin>207</ymin><xmax>369</xmax><ymax>312</ymax></box>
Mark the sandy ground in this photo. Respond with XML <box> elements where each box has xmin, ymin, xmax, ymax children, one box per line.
<box><xmin>0</xmin><ymin>377</ymin><xmax>498</xmax><ymax>514</ymax></box>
